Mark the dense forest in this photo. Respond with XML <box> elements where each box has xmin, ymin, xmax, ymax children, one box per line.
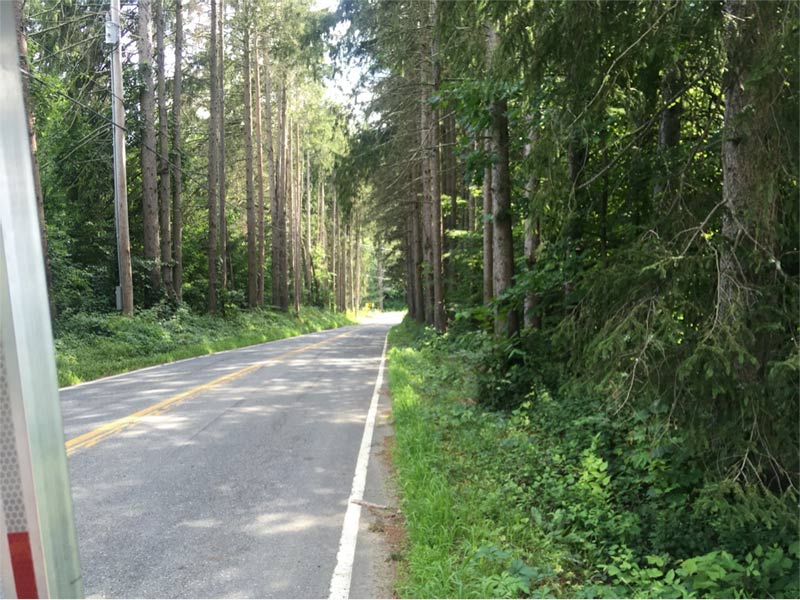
<box><xmin>14</xmin><ymin>0</ymin><xmax>799</xmax><ymax>597</ymax></box>
<box><xmin>342</xmin><ymin>1</ymin><xmax>799</xmax><ymax>596</ymax></box>
<box><xmin>19</xmin><ymin>0</ymin><xmax>393</xmax><ymax>319</ymax></box>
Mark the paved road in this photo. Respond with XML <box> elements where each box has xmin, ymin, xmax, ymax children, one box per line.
<box><xmin>58</xmin><ymin>317</ymin><xmax>399</xmax><ymax>598</ymax></box>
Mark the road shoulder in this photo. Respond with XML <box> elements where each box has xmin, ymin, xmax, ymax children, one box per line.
<box><xmin>349</xmin><ymin>382</ymin><xmax>405</xmax><ymax>599</ymax></box>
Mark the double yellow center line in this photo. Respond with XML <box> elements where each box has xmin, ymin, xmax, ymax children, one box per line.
<box><xmin>65</xmin><ymin>330</ymin><xmax>351</xmax><ymax>455</ymax></box>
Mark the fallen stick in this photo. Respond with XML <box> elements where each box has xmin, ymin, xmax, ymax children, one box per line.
<box><xmin>351</xmin><ymin>499</ymin><xmax>391</xmax><ymax>510</ymax></box>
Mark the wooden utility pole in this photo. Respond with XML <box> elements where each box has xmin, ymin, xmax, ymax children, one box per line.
<box><xmin>108</xmin><ymin>0</ymin><xmax>134</xmax><ymax>315</ymax></box>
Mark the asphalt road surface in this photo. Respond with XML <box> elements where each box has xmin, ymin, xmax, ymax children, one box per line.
<box><xmin>57</xmin><ymin>315</ymin><xmax>400</xmax><ymax>598</ymax></box>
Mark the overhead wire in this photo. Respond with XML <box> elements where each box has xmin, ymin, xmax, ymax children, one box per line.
<box><xmin>26</xmin><ymin>70</ymin><xmax>206</xmax><ymax>193</ymax></box>
<box><xmin>27</xmin><ymin>11</ymin><xmax>106</xmax><ymax>37</ymax></box>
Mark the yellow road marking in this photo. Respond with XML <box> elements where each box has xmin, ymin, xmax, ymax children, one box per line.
<box><xmin>65</xmin><ymin>330</ymin><xmax>352</xmax><ymax>455</ymax></box>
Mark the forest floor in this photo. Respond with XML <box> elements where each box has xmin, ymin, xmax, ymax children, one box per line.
<box><xmin>54</xmin><ymin>306</ymin><xmax>353</xmax><ymax>387</ymax></box>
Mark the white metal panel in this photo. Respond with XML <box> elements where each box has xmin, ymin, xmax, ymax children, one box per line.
<box><xmin>0</xmin><ymin>2</ymin><xmax>83</xmax><ymax>597</ymax></box>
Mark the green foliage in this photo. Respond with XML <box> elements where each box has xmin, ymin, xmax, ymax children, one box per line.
<box><xmin>387</xmin><ymin>318</ymin><xmax>799</xmax><ymax>598</ymax></box>
<box><xmin>55</xmin><ymin>305</ymin><xmax>352</xmax><ymax>387</ymax></box>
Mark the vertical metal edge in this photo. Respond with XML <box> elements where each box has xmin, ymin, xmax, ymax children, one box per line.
<box><xmin>0</xmin><ymin>3</ymin><xmax>84</xmax><ymax>597</ymax></box>
<box><xmin>0</xmin><ymin>232</ymin><xmax>48</xmax><ymax>599</ymax></box>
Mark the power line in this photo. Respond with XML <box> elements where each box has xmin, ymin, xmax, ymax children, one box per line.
<box><xmin>28</xmin><ymin>11</ymin><xmax>105</xmax><ymax>37</ymax></box>
<box><xmin>26</xmin><ymin>67</ymin><xmax>207</xmax><ymax>192</ymax></box>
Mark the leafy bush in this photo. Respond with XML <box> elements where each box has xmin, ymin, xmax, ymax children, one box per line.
<box><xmin>387</xmin><ymin>317</ymin><xmax>799</xmax><ymax>598</ymax></box>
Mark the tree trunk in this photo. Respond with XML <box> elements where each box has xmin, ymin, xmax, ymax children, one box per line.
<box><xmin>138</xmin><ymin>0</ymin><xmax>160</xmax><ymax>297</ymax></box>
<box><xmin>218</xmin><ymin>0</ymin><xmax>227</xmax><ymax>293</ymax></box>
<box><xmin>425</xmin><ymin>0</ymin><xmax>446</xmax><ymax>332</ymax></box>
<box><xmin>444</xmin><ymin>111</ymin><xmax>458</xmax><ymax>232</ymax></box>
<box><xmin>293</xmin><ymin>123</ymin><xmax>302</xmax><ymax>313</ymax></box>
<box><xmin>348</xmin><ymin>220</ymin><xmax>355</xmax><ymax>312</ymax></box>
<box><xmin>207</xmin><ymin>0</ymin><xmax>219</xmax><ymax>314</ymax></box>
<box><xmin>563</xmin><ymin>131</ymin><xmax>586</xmax><ymax>304</ymax></box>
<box><xmin>418</xmin><ymin>52</ymin><xmax>435</xmax><ymax>327</ymax></box>
<box><xmin>302</xmin><ymin>239</ymin><xmax>318</xmax><ymax>305</ymax></box>
<box><xmin>377</xmin><ymin>240</ymin><xmax>384</xmax><ymax>311</ymax></box>
<box><xmin>463</xmin><ymin>155</ymin><xmax>472</xmax><ymax>231</ymax></box>
<box><xmin>244</xmin><ymin>23</ymin><xmax>257</xmax><ymax>308</ymax></box>
<box><xmin>353</xmin><ymin>210</ymin><xmax>361</xmax><ymax>314</ymax></box>
<box><xmin>318</xmin><ymin>180</ymin><xmax>326</xmax><ymax>262</ymax></box>
<box><xmin>306</xmin><ymin>152</ymin><xmax>312</xmax><ymax>257</ymax></box>
<box><xmin>409</xmin><ymin>185</ymin><xmax>425</xmax><ymax>322</ymax></box>
<box><xmin>286</xmin><ymin>119</ymin><xmax>298</xmax><ymax>313</ymax></box>
<box><xmin>419</xmin><ymin>153</ymin><xmax>434</xmax><ymax>324</ymax></box>
<box><xmin>654</xmin><ymin>66</ymin><xmax>681</xmax><ymax>207</ymax></box>
<box><xmin>287</xmin><ymin>116</ymin><xmax>294</xmax><ymax>309</ymax></box>
<box><xmin>523</xmin><ymin>128</ymin><xmax>540</xmax><ymax>330</ymax></box>
<box><xmin>487</xmin><ymin>25</ymin><xmax>518</xmax><ymax>338</ymax></box>
<box><xmin>171</xmin><ymin>0</ymin><xmax>183</xmax><ymax>301</ymax></box>
<box><xmin>260</xmin><ymin>38</ymin><xmax>275</xmax><ymax>307</ymax></box>
<box><xmin>482</xmin><ymin>135</ymin><xmax>493</xmax><ymax>305</ymax></box>
<box><xmin>341</xmin><ymin>223</ymin><xmax>348</xmax><ymax>312</ymax></box>
<box><xmin>467</xmin><ymin>160</ymin><xmax>475</xmax><ymax>233</ymax></box>
<box><xmin>658</xmin><ymin>67</ymin><xmax>681</xmax><ymax>153</ymax></box>
<box><xmin>303</xmin><ymin>152</ymin><xmax>312</xmax><ymax>296</ymax></box>
<box><xmin>718</xmin><ymin>0</ymin><xmax>781</xmax><ymax>321</ymax></box>
<box><xmin>14</xmin><ymin>0</ymin><xmax>56</xmax><ymax>317</ymax></box>
<box><xmin>331</xmin><ymin>189</ymin><xmax>337</xmax><ymax>309</ymax></box>
<box><xmin>253</xmin><ymin>35</ymin><xmax>266</xmax><ymax>308</ymax></box>
<box><xmin>273</xmin><ymin>82</ymin><xmax>289</xmax><ymax>310</ymax></box>
<box><xmin>155</xmin><ymin>0</ymin><xmax>172</xmax><ymax>298</ymax></box>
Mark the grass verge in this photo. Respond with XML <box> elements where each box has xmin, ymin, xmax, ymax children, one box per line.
<box><xmin>387</xmin><ymin>319</ymin><xmax>567</xmax><ymax>598</ymax></box>
<box><xmin>55</xmin><ymin>305</ymin><xmax>353</xmax><ymax>387</ymax></box>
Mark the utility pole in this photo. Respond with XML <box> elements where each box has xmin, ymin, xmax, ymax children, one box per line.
<box><xmin>106</xmin><ymin>0</ymin><xmax>134</xmax><ymax>315</ymax></box>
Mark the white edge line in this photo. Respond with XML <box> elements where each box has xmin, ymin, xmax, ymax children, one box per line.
<box><xmin>328</xmin><ymin>333</ymin><xmax>389</xmax><ymax>600</ymax></box>
<box><xmin>58</xmin><ymin>324</ymin><xmax>355</xmax><ymax>392</ymax></box>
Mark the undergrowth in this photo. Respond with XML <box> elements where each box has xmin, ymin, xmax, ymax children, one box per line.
<box><xmin>54</xmin><ymin>304</ymin><xmax>352</xmax><ymax>387</ymax></box>
<box><xmin>387</xmin><ymin>318</ymin><xmax>799</xmax><ymax>599</ymax></box>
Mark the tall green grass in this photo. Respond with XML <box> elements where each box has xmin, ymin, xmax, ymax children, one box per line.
<box><xmin>55</xmin><ymin>305</ymin><xmax>352</xmax><ymax>387</ymax></box>
<box><xmin>387</xmin><ymin>321</ymin><xmax>565</xmax><ymax>598</ymax></box>
<box><xmin>386</xmin><ymin>319</ymin><xmax>799</xmax><ymax>599</ymax></box>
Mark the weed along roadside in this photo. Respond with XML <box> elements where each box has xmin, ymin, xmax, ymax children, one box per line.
<box><xmin>54</xmin><ymin>306</ymin><xmax>353</xmax><ymax>387</ymax></box>
<box><xmin>385</xmin><ymin>319</ymin><xmax>799</xmax><ymax>599</ymax></box>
